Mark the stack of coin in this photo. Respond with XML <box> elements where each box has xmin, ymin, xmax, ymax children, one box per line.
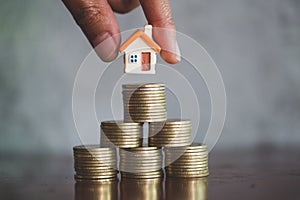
<box><xmin>149</xmin><ymin>119</ymin><xmax>192</xmax><ymax>147</ymax></box>
<box><xmin>100</xmin><ymin>121</ymin><xmax>143</xmax><ymax>148</ymax></box>
<box><xmin>120</xmin><ymin>147</ymin><xmax>163</xmax><ymax>178</ymax></box>
<box><xmin>73</xmin><ymin>145</ymin><xmax>118</xmax><ymax>180</ymax></box>
<box><xmin>122</xmin><ymin>83</ymin><xmax>167</xmax><ymax>122</ymax></box>
<box><xmin>165</xmin><ymin>144</ymin><xmax>209</xmax><ymax>178</ymax></box>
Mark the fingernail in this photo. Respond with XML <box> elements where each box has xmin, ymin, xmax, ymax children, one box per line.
<box><xmin>93</xmin><ymin>32</ymin><xmax>118</xmax><ymax>62</ymax></box>
<box><xmin>174</xmin><ymin>41</ymin><xmax>181</xmax><ymax>62</ymax></box>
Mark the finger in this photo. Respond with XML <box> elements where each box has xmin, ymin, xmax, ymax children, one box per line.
<box><xmin>139</xmin><ymin>0</ymin><xmax>180</xmax><ymax>64</ymax></box>
<box><xmin>62</xmin><ymin>0</ymin><xmax>120</xmax><ymax>62</ymax></box>
<box><xmin>108</xmin><ymin>0</ymin><xmax>140</xmax><ymax>14</ymax></box>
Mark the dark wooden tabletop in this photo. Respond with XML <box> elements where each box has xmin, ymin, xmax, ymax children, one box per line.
<box><xmin>1</xmin><ymin>148</ymin><xmax>299</xmax><ymax>199</ymax></box>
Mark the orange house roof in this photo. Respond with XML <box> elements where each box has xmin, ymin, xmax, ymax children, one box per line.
<box><xmin>119</xmin><ymin>30</ymin><xmax>161</xmax><ymax>53</ymax></box>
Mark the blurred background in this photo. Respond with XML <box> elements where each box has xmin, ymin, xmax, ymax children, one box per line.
<box><xmin>0</xmin><ymin>0</ymin><xmax>299</xmax><ymax>157</ymax></box>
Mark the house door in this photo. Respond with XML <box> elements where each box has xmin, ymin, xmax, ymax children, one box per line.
<box><xmin>142</xmin><ymin>52</ymin><xmax>151</xmax><ymax>71</ymax></box>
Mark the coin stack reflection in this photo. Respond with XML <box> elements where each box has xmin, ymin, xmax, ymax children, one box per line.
<box><xmin>149</xmin><ymin>119</ymin><xmax>192</xmax><ymax>147</ymax></box>
<box><xmin>165</xmin><ymin>177</ymin><xmax>208</xmax><ymax>200</ymax></box>
<box><xmin>120</xmin><ymin>178</ymin><xmax>163</xmax><ymax>200</ymax></box>
<box><xmin>100</xmin><ymin>121</ymin><xmax>143</xmax><ymax>148</ymax></box>
<box><xmin>75</xmin><ymin>180</ymin><xmax>118</xmax><ymax>200</ymax></box>
<box><xmin>122</xmin><ymin>83</ymin><xmax>167</xmax><ymax>122</ymax></box>
<box><xmin>120</xmin><ymin>147</ymin><xmax>163</xmax><ymax>178</ymax></box>
<box><xmin>165</xmin><ymin>144</ymin><xmax>209</xmax><ymax>178</ymax></box>
<box><xmin>73</xmin><ymin>145</ymin><xmax>118</xmax><ymax>180</ymax></box>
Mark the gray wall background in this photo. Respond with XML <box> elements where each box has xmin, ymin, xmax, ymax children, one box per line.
<box><xmin>0</xmin><ymin>0</ymin><xmax>299</xmax><ymax>155</ymax></box>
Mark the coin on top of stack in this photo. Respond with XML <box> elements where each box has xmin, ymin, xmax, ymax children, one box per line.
<box><xmin>120</xmin><ymin>146</ymin><xmax>163</xmax><ymax>179</ymax></box>
<box><xmin>149</xmin><ymin>119</ymin><xmax>192</xmax><ymax>147</ymax></box>
<box><xmin>73</xmin><ymin>145</ymin><xmax>118</xmax><ymax>181</ymax></box>
<box><xmin>122</xmin><ymin>83</ymin><xmax>167</xmax><ymax>122</ymax></box>
<box><xmin>100</xmin><ymin>121</ymin><xmax>143</xmax><ymax>148</ymax></box>
<box><xmin>165</xmin><ymin>143</ymin><xmax>209</xmax><ymax>178</ymax></box>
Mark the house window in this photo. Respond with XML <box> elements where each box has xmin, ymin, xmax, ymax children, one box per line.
<box><xmin>129</xmin><ymin>54</ymin><xmax>138</xmax><ymax>63</ymax></box>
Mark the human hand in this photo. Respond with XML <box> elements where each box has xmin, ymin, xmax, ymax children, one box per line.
<box><xmin>62</xmin><ymin>0</ymin><xmax>180</xmax><ymax>63</ymax></box>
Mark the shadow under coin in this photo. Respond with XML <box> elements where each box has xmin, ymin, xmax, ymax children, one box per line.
<box><xmin>75</xmin><ymin>179</ymin><xmax>118</xmax><ymax>200</ymax></box>
<box><xmin>165</xmin><ymin>177</ymin><xmax>208</xmax><ymax>200</ymax></box>
<box><xmin>120</xmin><ymin>178</ymin><xmax>163</xmax><ymax>200</ymax></box>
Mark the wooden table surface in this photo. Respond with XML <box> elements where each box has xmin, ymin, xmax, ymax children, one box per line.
<box><xmin>0</xmin><ymin>148</ymin><xmax>299</xmax><ymax>199</ymax></box>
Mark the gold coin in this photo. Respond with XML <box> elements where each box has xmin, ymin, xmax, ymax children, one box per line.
<box><xmin>105</xmin><ymin>143</ymin><xmax>141</xmax><ymax>147</ymax></box>
<box><xmin>149</xmin><ymin>132</ymin><xmax>191</xmax><ymax>137</ymax></box>
<box><xmin>120</xmin><ymin>168</ymin><xmax>162</xmax><ymax>174</ymax></box>
<box><xmin>166</xmin><ymin>154</ymin><xmax>208</xmax><ymax>160</ymax></box>
<box><xmin>75</xmin><ymin>174</ymin><xmax>117</xmax><ymax>180</ymax></box>
<box><xmin>166</xmin><ymin>164</ymin><xmax>208</xmax><ymax>169</ymax></box>
<box><xmin>166</xmin><ymin>172</ymin><xmax>209</xmax><ymax>178</ymax></box>
<box><xmin>149</xmin><ymin>139</ymin><xmax>191</xmax><ymax>144</ymax></box>
<box><xmin>74</xmin><ymin>157</ymin><xmax>116</xmax><ymax>162</ymax></box>
<box><xmin>166</xmin><ymin>163</ymin><xmax>208</xmax><ymax>168</ymax></box>
<box><xmin>124</xmin><ymin>114</ymin><xmax>167</xmax><ymax>119</ymax></box>
<box><xmin>100</xmin><ymin>127</ymin><xmax>142</xmax><ymax>132</ymax></box>
<box><xmin>106</xmin><ymin>139</ymin><xmax>142</xmax><ymax>143</ymax></box>
<box><xmin>101</xmin><ymin>132</ymin><xmax>141</xmax><ymax>136</ymax></box>
<box><xmin>75</xmin><ymin>161</ymin><xmax>117</xmax><ymax>166</ymax></box>
<box><xmin>120</xmin><ymin>164</ymin><xmax>162</xmax><ymax>169</ymax></box>
<box><xmin>75</xmin><ymin>165</ymin><xmax>117</xmax><ymax>170</ymax></box>
<box><xmin>121</xmin><ymin>170</ymin><xmax>163</xmax><ymax>178</ymax></box>
<box><xmin>123</xmin><ymin>94</ymin><xmax>165</xmax><ymax>99</ymax></box>
<box><xmin>73</xmin><ymin>145</ymin><xmax>116</xmax><ymax>152</ymax></box>
<box><xmin>165</xmin><ymin>148</ymin><xmax>207</xmax><ymax>153</ymax></box>
<box><xmin>73</xmin><ymin>152</ymin><xmax>116</xmax><ymax>157</ymax></box>
<box><xmin>120</xmin><ymin>153</ymin><xmax>162</xmax><ymax>157</ymax></box>
<box><xmin>103</xmin><ymin>144</ymin><xmax>141</xmax><ymax>148</ymax></box>
<box><xmin>103</xmin><ymin>136</ymin><xmax>141</xmax><ymax>140</ymax></box>
<box><xmin>73</xmin><ymin>156</ymin><xmax>115</xmax><ymax>162</ymax></box>
<box><xmin>120</xmin><ymin>158</ymin><xmax>162</xmax><ymax>163</ymax></box>
<box><xmin>123</xmin><ymin>96</ymin><xmax>166</xmax><ymax>101</ymax></box>
<box><xmin>101</xmin><ymin>120</ymin><xmax>141</xmax><ymax>125</ymax></box>
<box><xmin>122</xmin><ymin>83</ymin><xmax>165</xmax><ymax>88</ymax></box>
<box><xmin>124</xmin><ymin>103</ymin><xmax>166</xmax><ymax>107</ymax></box>
<box><xmin>124</xmin><ymin>107</ymin><xmax>166</xmax><ymax>112</ymax></box>
<box><xmin>167</xmin><ymin>156</ymin><xmax>208</xmax><ymax>162</ymax></box>
<box><xmin>124</xmin><ymin>97</ymin><xmax>166</xmax><ymax>101</ymax></box>
<box><xmin>165</xmin><ymin>169</ymin><xmax>209</xmax><ymax>174</ymax></box>
<box><xmin>73</xmin><ymin>153</ymin><xmax>116</xmax><ymax>159</ymax></box>
<box><xmin>76</xmin><ymin>169</ymin><xmax>118</xmax><ymax>174</ymax></box>
<box><xmin>122</xmin><ymin>87</ymin><xmax>165</xmax><ymax>91</ymax></box>
<box><xmin>166</xmin><ymin>168</ymin><xmax>209</xmax><ymax>173</ymax></box>
<box><xmin>149</xmin><ymin>126</ymin><xmax>192</xmax><ymax>131</ymax></box>
<box><xmin>123</xmin><ymin>94</ymin><xmax>166</xmax><ymax>99</ymax></box>
<box><xmin>124</xmin><ymin>114</ymin><xmax>167</xmax><ymax>118</ymax></box>
<box><xmin>101</xmin><ymin>126</ymin><xmax>141</xmax><ymax>130</ymax></box>
<box><xmin>124</xmin><ymin>88</ymin><xmax>166</xmax><ymax>93</ymax></box>
<box><xmin>149</xmin><ymin>142</ymin><xmax>191</xmax><ymax>147</ymax></box>
<box><xmin>149</xmin><ymin>143</ymin><xmax>191</xmax><ymax>148</ymax></box>
<box><xmin>124</xmin><ymin>119</ymin><xmax>166</xmax><ymax>123</ymax></box>
<box><xmin>75</xmin><ymin>167</ymin><xmax>117</xmax><ymax>172</ymax></box>
<box><xmin>120</xmin><ymin>149</ymin><xmax>161</xmax><ymax>153</ymax></box>
<box><xmin>149</xmin><ymin>139</ymin><xmax>191</xmax><ymax>143</ymax></box>
<box><xmin>121</xmin><ymin>146</ymin><xmax>160</xmax><ymax>151</ymax></box>
<box><xmin>124</xmin><ymin>101</ymin><xmax>167</xmax><ymax>105</ymax></box>
<box><xmin>150</xmin><ymin>119</ymin><xmax>191</xmax><ymax>125</ymax></box>
<box><xmin>74</xmin><ymin>156</ymin><xmax>116</xmax><ymax>162</ymax></box>
<box><xmin>149</xmin><ymin>137</ymin><xmax>191</xmax><ymax>141</ymax></box>
<box><xmin>150</xmin><ymin>122</ymin><xmax>191</xmax><ymax>125</ymax></box>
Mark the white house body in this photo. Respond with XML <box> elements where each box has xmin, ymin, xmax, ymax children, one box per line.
<box><xmin>120</xmin><ymin>25</ymin><xmax>161</xmax><ymax>74</ymax></box>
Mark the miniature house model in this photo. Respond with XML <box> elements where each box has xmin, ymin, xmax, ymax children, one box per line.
<box><xmin>120</xmin><ymin>25</ymin><xmax>161</xmax><ymax>74</ymax></box>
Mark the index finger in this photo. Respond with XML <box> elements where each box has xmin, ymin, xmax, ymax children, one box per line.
<box><xmin>139</xmin><ymin>0</ymin><xmax>180</xmax><ymax>64</ymax></box>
